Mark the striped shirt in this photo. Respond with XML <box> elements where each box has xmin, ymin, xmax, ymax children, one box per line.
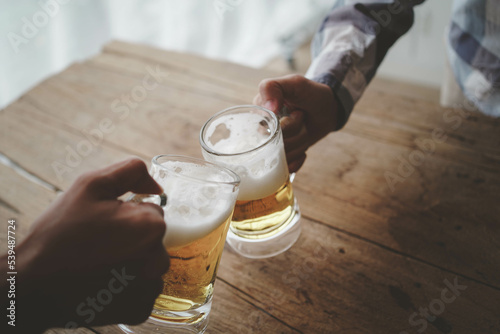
<box><xmin>306</xmin><ymin>0</ymin><xmax>500</xmax><ymax>128</ymax></box>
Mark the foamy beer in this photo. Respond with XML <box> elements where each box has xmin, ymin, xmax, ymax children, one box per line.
<box><xmin>200</xmin><ymin>105</ymin><xmax>301</xmax><ymax>258</ymax></box>
<box><xmin>119</xmin><ymin>155</ymin><xmax>240</xmax><ymax>334</ymax></box>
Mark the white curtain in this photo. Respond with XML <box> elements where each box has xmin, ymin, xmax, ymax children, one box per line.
<box><xmin>0</xmin><ymin>0</ymin><xmax>335</xmax><ymax>109</ymax></box>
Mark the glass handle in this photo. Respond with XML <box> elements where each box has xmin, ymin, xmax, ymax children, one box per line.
<box><xmin>279</xmin><ymin>106</ymin><xmax>298</xmax><ymax>184</ymax></box>
<box><xmin>128</xmin><ymin>193</ymin><xmax>168</xmax><ymax>207</ymax></box>
<box><xmin>279</xmin><ymin>105</ymin><xmax>297</xmax><ymax>184</ymax></box>
<box><xmin>278</xmin><ymin>105</ymin><xmax>291</xmax><ymax>119</ymax></box>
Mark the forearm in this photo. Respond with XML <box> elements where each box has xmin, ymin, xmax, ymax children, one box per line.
<box><xmin>306</xmin><ymin>0</ymin><xmax>424</xmax><ymax>128</ymax></box>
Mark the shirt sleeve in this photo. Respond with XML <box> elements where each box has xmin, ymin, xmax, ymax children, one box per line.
<box><xmin>306</xmin><ymin>0</ymin><xmax>425</xmax><ymax>129</ymax></box>
<box><xmin>447</xmin><ymin>0</ymin><xmax>500</xmax><ymax>117</ymax></box>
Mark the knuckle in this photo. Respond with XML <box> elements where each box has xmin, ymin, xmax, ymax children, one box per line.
<box><xmin>136</xmin><ymin>208</ymin><xmax>159</xmax><ymax>224</ymax></box>
<box><xmin>258</xmin><ymin>78</ymin><xmax>269</xmax><ymax>89</ymax></box>
<box><xmin>136</xmin><ymin>208</ymin><xmax>166</xmax><ymax>233</ymax></box>
<box><xmin>124</xmin><ymin>157</ymin><xmax>147</xmax><ymax>172</ymax></box>
<box><xmin>91</xmin><ymin>158</ymin><xmax>148</xmax><ymax>190</ymax></box>
<box><xmin>75</xmin><ymin>169</ymin><xmax>113</xmax><ymax>192</ymax></box>
<box><xmin>290</xmin><ymin>74</ymin><xmax>307</xmax><ymax>88</ymax></box>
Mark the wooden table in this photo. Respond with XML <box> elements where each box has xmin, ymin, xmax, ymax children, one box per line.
<box><xmin>1</xmin><ymin>41</ymin><xmax>499</xmax><ymax>334</ymax></box>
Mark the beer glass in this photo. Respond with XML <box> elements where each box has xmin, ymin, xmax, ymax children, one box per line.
<box><xmin>200</xmin><ymin>105</ymin><xmax>301</xmax><ymax>258</ymax></box>
<box><xmin>119</xmin><ymin>155</ymin><xmax>240</xmax><ymax>334</ymax></box>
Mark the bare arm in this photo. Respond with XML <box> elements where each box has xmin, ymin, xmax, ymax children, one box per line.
<box><xmin>1</xmin><ymin>158</ymin><xmax>169</xmax><ymax>333</ymax></box>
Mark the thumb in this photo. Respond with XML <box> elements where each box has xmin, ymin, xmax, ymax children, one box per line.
<box><xmin>258</xmin><ymin>78</ymin><xmax>286</xmax><ymax>113</ymax></box>
<box><xmin>89</xmin><ymin>158</ymin><xmax>163</xmax><ymax>199</ymax></box>
<box><xmin>257</xmin><ymin>75</ymin><xmax>309</xmax><ymax>115</ymax></box>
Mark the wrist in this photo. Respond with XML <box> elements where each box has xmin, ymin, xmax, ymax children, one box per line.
<box><xmin>329</xmin><ymin>87</ymin><xmax>347</xmax><ymax>131</ymax></box>
<box><xmin>310</xmin><ymin>75</ymin><xmax>349</xmax><ymax>131</ymax></box>
<box><xmin>315</xmin><ymin>81</ymin><xmax>340</xmax><ymax>133</ymax></box>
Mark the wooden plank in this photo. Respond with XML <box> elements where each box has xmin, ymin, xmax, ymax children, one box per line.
<box><xmin>0</xmin><ymin>163</ymin><xmax>57</xmax><ymax>245</ymax></box>
<box><xmin>294</xmin><ymin>123</ymin><xmax>500</xmax><ymax>287</ymax></box>
<box><xmin>0</xmin><ymin>102</ymin><xmax>133</xmax><ymax>190</ymax></box>
<box><xmin>217</xmin><ymin>217</ymin><xmax>500</xmax><ymax>333</ymax></box>
<box><xmin>0</xmin><ymin>43</ymin><xmax>264</xmax><ymax>187</ymax></box>
<box><xmin>209</xmin><ymin>279</ymin><xmax>299</xmax><ymax>333</ymax></box>
<box><xmin>103</xmin><ymin>40</ymin><xmax>279</xmax><ymax>89</ymax></box>
<box><xmin>290</xmin><ymin>82</ymin><xmax>500</xmax><ymax>287</ymax></box>
<box><xmin>9</xmin><ymin>61</ymin><xmax>246</xmax><ymax>162</ymax></box>
<box><xmin>47</xmin><ymin>280</ymin><xmax>298</xmax><ymax>334</ymax></box>
<box><xmin>41</xmin><ymin>218</ymin><xmax>500</xmax><ymax>333</ymax></box>
<box><xmin>353</xmin><ymin>89</ymin><xmax>500</xmax><ymax>157</ymax></box>
<box><xmin>89</xmin><ymin>52</ymin><xmax>255</xmax><ymax>104</ymax></box>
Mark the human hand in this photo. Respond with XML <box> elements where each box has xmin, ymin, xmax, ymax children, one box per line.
<box><xmin>253</xmin><ymin>75</ymin><xmax>339</xmax><ymax>173</ymax></box>
<box><xmin>11</xmin><ymin>158</ymin><xmax>169</xmax><ymax>332</ymax></box>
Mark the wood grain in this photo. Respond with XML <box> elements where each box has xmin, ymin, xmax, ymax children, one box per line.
<box><xmin>217</xmin><ymin>218</ymin><xmax>500</xmax><ymax>333</ymax></box>
<box><xmin>293</xmin><ymin>91</ymin><xmax>500</xmax><ymax>287</ymax></box>
<box><xmin>0</xmin><ymin>163</ymin><xmax>57</xmax><ymax>245</ymax></box>
<box><xmin>0</xmin><ymin>41</ymin><xmax>498</xmax><ymax>334</ymax></box>
<box><xmin>46</xmin><ymin>280</ymin><xmax>297</xmax><ymax>334</ymax></box>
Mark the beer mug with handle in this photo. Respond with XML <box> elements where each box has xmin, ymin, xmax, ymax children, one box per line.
<box><xmin>119</xmin><ymin>155</ymin><xmax>240</xmax><ymax>334</ymax></box>
<box><xmin>200</xmin><ymin>105</ymin><xmax>301</xmax><ymax>258</ymax></box>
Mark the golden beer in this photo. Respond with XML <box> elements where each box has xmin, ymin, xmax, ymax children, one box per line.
<box><xmin>152</xmin><ymin>213</ymin><xmax>232</xmax><ymax>321</ymax></box>
<box><xmin>231</xmin><ymin>178</ymin><xmax>295</xmax><ymax>239</ymax></box>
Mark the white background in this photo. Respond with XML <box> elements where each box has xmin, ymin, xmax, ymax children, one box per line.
<box><xmin>0</xmin><ymin>0</ymin><xmax>452</xmax><ymax>109</ymax></box>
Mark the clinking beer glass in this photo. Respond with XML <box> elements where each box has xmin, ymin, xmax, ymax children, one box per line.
<box><xmin>119</xmin><ymin>155</ymin><xmax>240</xmax><ymax>334</ymax></box>
<box><xmin>200</xmin><ymin>105</ymin><xmax>301</xmax><ymax>258</ymax></box>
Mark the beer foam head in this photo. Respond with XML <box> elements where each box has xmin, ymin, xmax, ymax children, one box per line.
<box><xmin>152</xmin><ymin>160</ymin><xmax>238</xmax><ymax>249</ymax></box>
<box><xmin>206</xmin><ymin>113</ymin><xmax>271</xmax><ymax>154</ymax></box>
<box><xmin>202</xmin><ymin>113</ymin><xmax>288</xmax><ymax>200</ymax></box>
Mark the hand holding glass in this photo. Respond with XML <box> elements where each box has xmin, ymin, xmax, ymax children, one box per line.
<box><xmin>119</xmin><ymin>155</ymin><xmax>240</xmax><ymax>334</ymax></box>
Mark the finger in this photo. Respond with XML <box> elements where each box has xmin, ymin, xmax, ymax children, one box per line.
<box><xmin>127</xmin><ymin>202</ymin><xmax>167</xmax><ymax>244</ymax></box>
<box><xmin>88</xmin><ymin>158</ymin><xmax>163</xmax><ymax>199</ymax></box>
<box><xmin>289</xmin><ymin>154</ymin><xmax>306</xmax><ymax>173</ymax></box>
<box><xmin>284</xmin><ymin>125</ymin><xmax>308</xmax><ymax>152</ymax></box>
<box><xmin>141</xmin><ymin>243</ymin><xmax>170</xmax><ymax>280</ymax></box>
<box><xmin>259</xmin><ymin>75</ymin><xmax>310</xmax><ymax>111</ymax></box>
<box><xmin>137</xmin><ymin>202</ymin><xmax>164</xmax><ymax>219</ymax></box>
<box><xmin>286</xmin><ymin>141</ymin><xmax>311</xmax><ymax>163</ymax></box>
<box><xmin>97</xmin><ymin>202</ymin><xmax>166</xmax><ymax>259</ymax></box>
<box><xmin>281</xmin><ymin>111</ymin><xmax>305</xmax><ymax>137</ymax></box>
